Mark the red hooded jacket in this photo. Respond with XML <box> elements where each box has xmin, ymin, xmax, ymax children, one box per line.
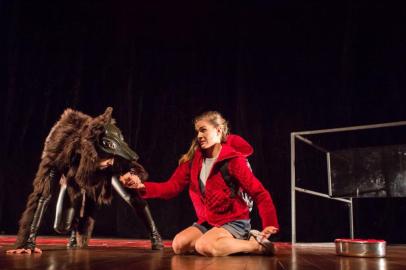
<box><xmin>142</xmin><ymin>134</ymin><xmax>279</xmax><ymax>229</ymax></box>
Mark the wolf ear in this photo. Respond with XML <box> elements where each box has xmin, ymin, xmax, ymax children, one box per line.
<box><xmin>103</xmin><ymin>107</ymin><xmax>113</xmax><ymax>121</ymax></box>
<box><xmin>96</xmin><ymin>107</ymin><xmax>113</xmax><ymax>125</ymax></box>
<box><xmin>88</xmin><ymin>107</ymin><xmax>113</xmax><ymax>131</ymax></box>
<box><xmin>79</xmin><ymin>107</ymin><xmax>114</xmax><ymax>156</ymax></box>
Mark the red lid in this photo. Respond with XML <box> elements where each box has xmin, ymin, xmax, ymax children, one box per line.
<box><xmin>335</xmin><ymin>238</ymin><xmax>386</xmax><ymax>243</ymax></box>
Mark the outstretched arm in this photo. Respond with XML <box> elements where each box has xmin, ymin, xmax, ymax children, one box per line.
<box><xmin>120</xmin><ymin>161</ymin><xmax>191</xmax><ymax>200</ymax></box>
<box><xmin>7</xmin><ymin>168</ymin><xmax>61</xmax><ymax>254</ymax></box>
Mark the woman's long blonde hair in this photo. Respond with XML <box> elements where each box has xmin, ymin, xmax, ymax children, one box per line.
<box><xmin>179</xmin><ymin>111</ymin><xmax>229</xmax><ymax>164</ymax></box>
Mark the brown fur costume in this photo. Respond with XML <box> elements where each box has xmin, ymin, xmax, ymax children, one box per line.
<box><xmin>15</xmin><ymin>107</ymin><xmax>149</xmax><ymax>249</ymax></box>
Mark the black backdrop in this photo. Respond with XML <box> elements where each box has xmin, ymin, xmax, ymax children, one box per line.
<box><xmin>1</xmin><ymin>0</ymin><xmax>406</xmax><ymax>243</ymax></box>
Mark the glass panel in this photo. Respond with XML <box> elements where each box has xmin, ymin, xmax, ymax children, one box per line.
<box><xmin>330</xmin><ymin>144</ymin><xmax>406</xmax><ymax>197</ymax></box>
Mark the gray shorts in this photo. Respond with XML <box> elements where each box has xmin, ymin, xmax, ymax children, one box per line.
<box><xmin>193</xmin><ymin>219</ymin><xmax>251</xmax><ymax>240</ymax></box>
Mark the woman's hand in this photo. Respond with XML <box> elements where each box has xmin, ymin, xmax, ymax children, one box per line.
<box><xmin>6</xmin><ymin>247</ymin><xmax>42</xmax><ymax>254</ymax></box>
<box><xmin>259</xmin><ymin>226</ymin><xmax>279</xmax><ymax>240</ymax></box>
<box><xmin>119</xmin><ymin>172</ymin><xmax>145</xmax><ymax>190</ymax></box>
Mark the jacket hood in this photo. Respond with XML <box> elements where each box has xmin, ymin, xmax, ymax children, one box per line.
<box><xmin>213</xmin><ymin>134</ymin><xmax>253</xmax><ymax>162</ymax></box>
<box><xmin>224</xmin><ymin>134</ymin><xmax>253</xmax><ymax>157</ymax></box>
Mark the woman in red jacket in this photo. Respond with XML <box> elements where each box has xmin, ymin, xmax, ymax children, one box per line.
<box><xmin>121</xmin><ymin>111</ymin><xmax>279</xmax><ymax>256</ymax></box>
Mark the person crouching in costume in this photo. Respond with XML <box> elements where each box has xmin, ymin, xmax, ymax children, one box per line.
<box><xmin>6</xmin><ymin>107</ymin><xmax>163</xmax><ymax>254</ymax></box>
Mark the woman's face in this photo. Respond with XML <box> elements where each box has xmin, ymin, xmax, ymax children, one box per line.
<box><xmin>97</xmin><ymin>157</ymin><xmax>115</xmax><ymax>170</ymax></box>
<box><xmin>195</xmin><ymin>119</ymin><xmax>222</xmax><ymax>149</ymax></box>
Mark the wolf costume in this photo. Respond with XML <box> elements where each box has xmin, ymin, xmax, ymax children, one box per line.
<box><xmin>13</xmin><ymin>107</ymin><xmax>163</xmax><ymax>251</ymax></box>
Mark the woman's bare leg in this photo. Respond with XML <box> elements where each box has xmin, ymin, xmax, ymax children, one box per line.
<box><xmin>194</xmin><ymin>227</ymin><xmax>263</xmax><ymax>256</ymax></box>
<box><xmin>172</xmin><ymin>226</ymin><xmax>203</xmax><ymax>254</ymax></box>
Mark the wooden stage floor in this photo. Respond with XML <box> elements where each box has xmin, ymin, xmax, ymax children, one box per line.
<box><xmin>1</xmin><ymin>236</ymin><xmax>405</xmax><ymax>270</ymax></box>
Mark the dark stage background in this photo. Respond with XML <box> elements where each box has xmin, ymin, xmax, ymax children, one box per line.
<box><xmin>1</xmin><ymin>1</ymin><xmax>406</xmax><ymax>243</ymax></box>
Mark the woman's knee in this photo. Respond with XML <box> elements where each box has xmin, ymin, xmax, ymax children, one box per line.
<box><xmin>172</xmin><ymin>233</ymin><xmax>190</xmax><ymax>254</ymax></box>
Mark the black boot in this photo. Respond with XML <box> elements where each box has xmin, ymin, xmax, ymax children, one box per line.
<box><xmin>136</xmin><ymin>204</ymin><xmax>164</xmax><ymax>250</ymax></box>
<box><xmin>112</xmin><ymin>176</ymin><xmax>164</xmax><ymax>250</ymax></box>
<box><xmin>67</xmin><ymin>229</ymin><xmax>78</xmax><ymax>248</ymax></box>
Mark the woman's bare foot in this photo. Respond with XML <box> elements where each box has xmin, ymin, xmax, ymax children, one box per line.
<box><xmin>249</xmin><ymin>230</ymin><xmax>276</xmax><ymax>256</ymax></box>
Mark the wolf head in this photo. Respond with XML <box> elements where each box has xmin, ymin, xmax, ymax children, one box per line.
<box><xmin>74</xmin><ymin>107</ymin><xmax>139</xmax><ymax>189</ymax></box>
<box><xmin>80</xmin><ymin>107</ymin><xmax>138</xmax><ymax>162</ymax></box>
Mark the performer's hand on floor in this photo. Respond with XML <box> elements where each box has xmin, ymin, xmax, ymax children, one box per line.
<box><xmin>120</xmin><ymin>172</ymin><xmax>145</xmax><ymax>190</ymax></box>
<box><xmin>6</xmin><ymin>247</ymin><xmax>42</xmax><ymax>254</ymax></box>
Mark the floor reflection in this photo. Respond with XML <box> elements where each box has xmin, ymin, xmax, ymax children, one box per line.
<box><xmin>171</xmin><ymin>254</ymin><xmax>278</xmax><ymax>270</ymax></box>
<box><xmin>338</xmin><ymin>256</ymin><xmax>387</xmax><ymax>270</ymax></box>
